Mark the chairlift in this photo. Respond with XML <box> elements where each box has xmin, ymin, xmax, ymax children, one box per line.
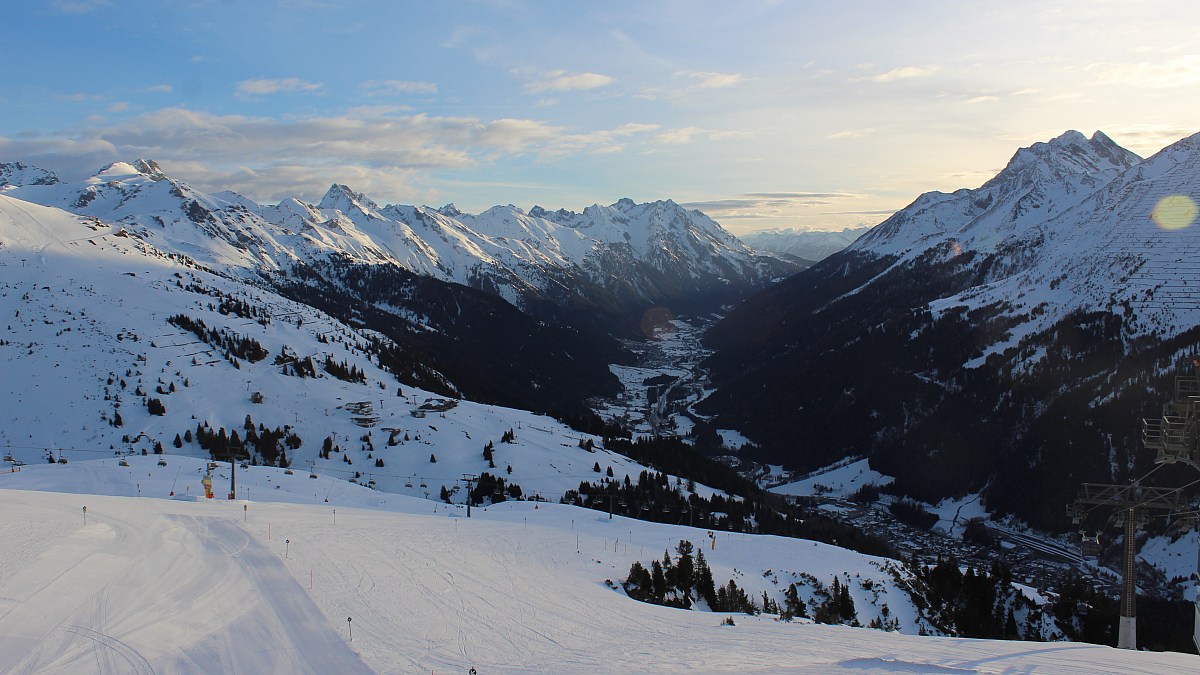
<box><xmin>58</xmin><ymin>456</ymin><xmax>69</xmax><ymax>465</ymax></box>
<box><xmin>367</xmin><ymin>479</ymin><xmax>377</xmax><ymax>488</ymax></box>
<box><xmin>285</xmin><ymin>468</ymin><xmax>295</xmax><ymax>475</ymax></box>
<box><xmin>157</xmin><ymin>458</ymin><xmax>167</xmax><ymax>466</ymax></box>
<box><xmin>405</xmin><ymin>478</ymin><xmax>414</xmax><ymax>488</ymax></box>
<box><xmin>419</xmin><ymin>480</ymin><xmax>428</xmax><ymax>488</ymax></box>
<box><xmin>118</xmin><ymin>459</ymin><xmax>130</xmax><ymax>467</ymax></box>
<box><xmin>3</xmin><ymin>453</ymin><xmax>13</xmax><ymax>462</ymax></box>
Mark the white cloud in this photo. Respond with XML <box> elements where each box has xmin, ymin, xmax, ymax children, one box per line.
<box><xmin>363</xmin><ymin>80</ymin><xmax>438</xmax><ymax>95</ymax></box>
<box><xmin>655</xmin><ymin>126</ymin><xmax>704</xmax><ymax>144</ymax></box>
<box><xmin>145</xmin><ymin>84</ymin><xmax>174</xmax><ymax>93</ymax></box>
<box><xmin>107</xmin><ymin>102</ymin><xmax>130</xmax><ymax>113</ymax></box>
<box><xmin>59</xmin><ymin>93</ymin><xmax>103</xmax><ymax>102</ymax></box>
<box><xmin>827</xmin><ymin>128</ymin><xmax>874</xmax><ymax>140</ymax></box>
<box><xmin>680</xmin><ymin>71</ymin><xmax>744</xmax><ymax>89</ymax></box>
<box><xmin>236</xmin><ymin>78</ymin><xmax>324</xmax><ymax>96</ymax></box>
<box><xmin>869</xmin><ymin>65</ymin><xmax>939</xmax><ymax>83</ymax></box>
<box><xmin>0</xmin><ymin>108</ymin><xmax>660</xmax><ymax>202</ymax></box>
<box><xmin>51</xmin><ymin>0</ymin><xmax>109</xmax><ymax>13</ymax></box>
<box><xmin>1087</xmin><ymin>54</ymin><xmax>1200</xmax><ymax>88</ymax></box>
<box><xmin>523</xmin><ymin>70</ymin><xmax>614</xmax><ymax>93</ymax></box>
<box><xmin>963</xmin><ymin>95</ymin><xmax>1000</xmax><ymax>105</ymax></box>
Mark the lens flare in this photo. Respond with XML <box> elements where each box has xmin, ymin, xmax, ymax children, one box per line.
<box><xmin>1151</xmin><ymin>194</ymin><xmax>1198</xmax><ymax>231</ymax></box>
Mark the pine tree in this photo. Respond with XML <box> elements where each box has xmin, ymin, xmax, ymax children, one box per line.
<box><xmin>695</xmin><ymin>550</ymin><xmax>717</xmax><ymax>608</ymax></box>
<box><xmin>674</xmin><ymin>540</ymin><xmax>695</xmax><ymax>598</ymax></box>
<box><xmin>651</xmin><ymin>559</ymin><xmax>667</xmax><ymax>603</ymax></box>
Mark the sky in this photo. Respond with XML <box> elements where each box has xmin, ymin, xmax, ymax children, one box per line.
<box><xmin>2</xmin><ymin>1</ymin><xmax>1200</xmax><ymax>233</ymax></box>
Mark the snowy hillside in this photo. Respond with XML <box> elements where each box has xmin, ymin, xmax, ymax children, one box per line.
<box><xmin>0</xmin><ymin>468</ymin><xmax>1192</xmax><ymax>673</ymax></box>
<box><xmin>740</xmin><ymin>226</ymin><xmax>869</xmax><ymax>262</ymax></box>
<box><xmin>1</xmin><ymin>161</ymin><xmax>797</xmax><ymax>319</ymax></box>
<box><xmin>0</xmin><ymin>193</ymin><xmax>647</xmax><ymax>504</ymax></box>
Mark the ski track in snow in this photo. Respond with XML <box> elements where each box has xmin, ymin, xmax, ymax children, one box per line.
<box><xmin>0</xmin><ymin>483</ymin><xmax>1193</xmax><ymax>674</ymax></box>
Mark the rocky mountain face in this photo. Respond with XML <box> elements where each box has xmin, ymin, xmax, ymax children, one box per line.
<box><xmin>702</xmin><ymin>130</ymin><xmax>1200</xmax><ymax>529</ymax></box>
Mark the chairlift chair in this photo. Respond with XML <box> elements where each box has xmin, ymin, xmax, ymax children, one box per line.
<box><xmin>157</xmin><ymin>458</ymin><xmax>167</xmax><ymax>466</ymax></box>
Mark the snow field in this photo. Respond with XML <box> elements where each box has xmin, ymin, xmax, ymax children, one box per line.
<box><xmin>0</xmin><ymin>461</ymin><xmax>1195</xmax><ymax>673</ymax></box>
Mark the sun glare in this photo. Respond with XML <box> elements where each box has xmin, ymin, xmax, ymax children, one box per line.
<box><xmin>1151</xmin><ymin>194</ymin><xmax>1198</xmax><ymax>230</ymax></box>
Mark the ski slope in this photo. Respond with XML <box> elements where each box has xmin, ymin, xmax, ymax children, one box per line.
<box><xmin>0</xmin><ymin>459</ymin><xmax>1193</xmax><ymax>674</ymax></box>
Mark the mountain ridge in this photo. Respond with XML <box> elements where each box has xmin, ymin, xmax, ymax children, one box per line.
<box><xmin>702</xmin><ymin>129</ymin><xmax>1200</xmax><ymax>529</ymax></box>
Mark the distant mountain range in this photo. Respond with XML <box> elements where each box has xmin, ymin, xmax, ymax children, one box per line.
<box><xmin>0</xmin><ymin>159</ymin><xmax>799</xmax><ymax>416</ymax></box>
<box><xmin>739</xmin><ymin>226</ymin><xmax>870</xmax><ymax>263</ymax></box>
<box><xmin>1</xmin><ymin>161</ymin><xmax>796</xmax><ymax>332</ymax></box>
<box><xmin>702</xmin><ymin>129</ymin><xmax>1200</xmax><ymax>528</ymax></box>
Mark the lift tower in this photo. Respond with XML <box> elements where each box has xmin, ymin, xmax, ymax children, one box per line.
<box><xmin>1067</xmin><ymin>483</ymin><xmax>1188</xmax><ymax>649</ymax></box>
<box><xmin>1068</xmin><ymin>360</ymin><xmax>1200</xmax><ymax>650</ymax></box>
<box><xmin>1139</xmin><ymin>361</ymin><xmax>1200</xmax><ymax>654</ymax></box>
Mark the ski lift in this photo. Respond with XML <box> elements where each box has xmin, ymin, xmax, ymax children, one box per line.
<box><xmin>58</xmin><ymin>456</ymin><xmax>69</xmax><ymax>465</ymax></box>
<box><xmin>285</xmin><ymin>468</ymin><xmax>294</xmax><ymax>475</ymax></box>
<box><xmin>309</xmin><ymin>471</ymin><xmax>318</xmax><ymax>479</ymax></box>
<box><xmin>118</xmin><ymin>459</ymin><xmax>130</xmax><ymax>467</ymax></box>
<box><xmin>405</xmin><ymin>478</ymin><xmax>414</xmax><ymax>488</ymax></box>
<box><xmin>367</xmin><ymin>479</ymin><xmax>377</xmax><ymax>488</ymax></box>
<box><xmin>3</xmin><ymin>453</ymin><xmax>13</xmax><ymax>462</ymax></box>
<box><xmin>157</xmin><ymin>458</ymin><xmax>167</xmax><ymax>467</ymax></box>
<box><xmin>419</xmin><ymin>480</ymin><xmax>428</xmax><ymax>488</ymax></box>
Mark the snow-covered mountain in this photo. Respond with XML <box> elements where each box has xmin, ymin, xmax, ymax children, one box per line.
<box><xmin>851</xmin><ymin>130</ymin><xmax>1141</xmax><ymax>259</ymax></box>
<box><xmin>1</xmin><ymin>161</ymin><xmax>797</xmax><ymax>323</ymax></box>
<box><xmin>739</xmin><ymin>225</ymin><xmax>869</xmax><ymax>262</ymax></box>
<box><xmin>0</xmin><ymin>192</ymin><xmax>646</xmax><ymax>503</ymax></box>
<box><xmin>702</xmin><ymin>129</ymin><xmax>1200</xmax><ymax>529</ymax></box>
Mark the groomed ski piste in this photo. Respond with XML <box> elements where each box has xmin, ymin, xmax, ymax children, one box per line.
<box><xmin>0</xmin><ymin>458</ymin><xmax>1193</xmax><ymax>674</ymax></box>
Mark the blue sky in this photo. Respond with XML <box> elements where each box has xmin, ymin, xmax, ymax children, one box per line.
<box><xmin>3</xmin><ymin>0</ymin><xmax>1199</xmax><ymax>232</ymax></box>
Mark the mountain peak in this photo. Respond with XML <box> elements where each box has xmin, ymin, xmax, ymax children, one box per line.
<box><xmin>0</xmin><ymin>161</ymin><xmax>61</xmax><ymax>187</ymax></box>
<box><xmin>318</xmin><ymin>183</ymin><xmax>381</xmax><ymax>215</ymax></box>
<box><xmin>95</xmin><ymin>159</ymin><xmax>168</xmax><ymax>182</ymax></box>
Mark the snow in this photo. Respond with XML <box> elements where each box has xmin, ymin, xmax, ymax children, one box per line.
<box><xmin>772</xmin><ymin>458</ymin><xmax>893</xmax><ymax>499</ymax></box>
<box><xmin>929</xmin><ymin>493</ymin><xmax>989</xmax><ymax>538</ymax></box>
<box><xmin>0</xmin><ymin>464</ymin><xmax>1193</xmax><ymax>674</ymax></box>
<box><xmin>2</xmin><ymin>163</ymin><xmax>785</xmax><ymax>315</ymax></box>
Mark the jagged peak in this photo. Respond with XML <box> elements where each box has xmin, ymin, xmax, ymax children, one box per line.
<box><xmin>318</xmin><ymin>183</ymin><xmax>380</xmax><ymax>214</ymax></box>
<box><xmin>95</xmin><ymin>159</ymin><xmax>167</xmax><ymax>181</ymax></box>
<box><xmin>437</xmin><ymin>203</ymin><xmax>462</xmax><ymax>217</ymax></box>
<box><xmin>0</xmin><ymin>161</ymin><xmax>61</xmax><ymax>187</ymax></box>
<box><xmin>986</xmin><ymin>129</ymin><xmax>1139</xmax><ymax>189</ymax></box>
